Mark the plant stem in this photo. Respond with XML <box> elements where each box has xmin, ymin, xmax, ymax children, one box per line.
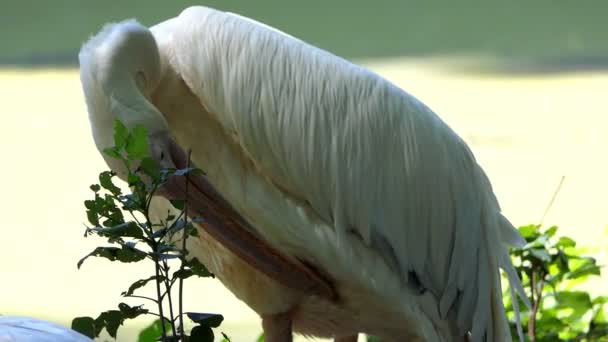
<box><xmin>528</xmin><ymin>270</ymin><xmax>546</xmax><ymax>342</ymax></box>
<box><xmin>163</xmin><ymin>260</ymin><xmax>178</xmax><ymax>337</ymax></box>
<box><xmin>154</xmin><ymin>258</ymin><xmax>168</xmax><ymax>341</ymax></box>
<box><xmin>528</xmin><ymin>271</ymin><xmax>537</xmax><ymax>342</ymax></box>
<box><xmin>178</xmin><ymin>150</ymin><xmax>192</xmax><ymax>340</ymax></box>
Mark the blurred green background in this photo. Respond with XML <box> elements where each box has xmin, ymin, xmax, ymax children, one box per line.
<box><xmin>2</xmin><ymin>0</ymin><xmax>607</xmax><ymax>71</ymax></box>
<box><xmin>1</xmin><ymin>1</ymin><xmax>607</xmax><ymax>341</ymax></box>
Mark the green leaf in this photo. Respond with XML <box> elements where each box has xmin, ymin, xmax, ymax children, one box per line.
<box><xmin>126</xmin><ymin>125</ymin><xmax>149</xmax><ymax>160</ymax></box>
<box><xmin>189</xmin><ymin>325</ymin><xmax>214</xmax><ymax>342</ymax></box>
<box><xmin>103</xmin><ymin>147</ymin><xmax>122</xmax><ymax>159</ymax></box>
<box><xmin>256</xmin><ymin>333</ymin><xmax>265</xmax><ymax>342</ymax></box>
<box><xmin>555</xmin><ymin>291</ymin><xmax>592</xmax><ymax>321</ymax></box>
<box><xmin>593</xmin><ymin>295</ymin><xmax>608</xmax><ymax>306</ymax></box>
<box><xmin>71</xmin><ymin>316</ymin><xmax>96</xmax><ymax>338</ymax></box>
<box><xmin>99</xmin><ymin>171</ymin><xmax>121</xmax><ymax>195</ymax></box>
<box><xmin>567</xmin><ymin>260</ymin><xmax>601</xmax><ymax>280</ymax></box>
<box><xmin>77</xmin><ymin>246</ymin><xmax>146</xmax><ymax>269</ymax></box>
<box><xmin>555</xmin><ymin>250</ymin><xmax>570</xmax><ymax>273</ymax></box>
<box><xmin>127</xmin><ymin>173</ymin><xmax>142</xmax><ymax>187</ymax></box>
<box><xmin>138</xmin><ymin>319</ymin><xmax>172</xmax><ymax>342</ymax></box>
<box><xmin>140</xmin><ymin>157</ymin><xmax>161</xmax><ymax>182</ymax></box>
<box><xmin>113</xmin><ymin>119</ymin><xmax>129</xmax><ymax>149</ymax></box>
<box><xmin>186</xmin><ymin>312</ymin><xmax>224</xmax><ymax>328</ymax></box>
<box><xmin>518</xmin><ymin>224</ymin><xmax>540</xmax><ymax>240</ymax></box>
<box><xmin>122</xmin><ymin>276</ymin><xmax>164</xmax><ymax>297</ymax></box>
<box><xmin>90</xmin><ymin>184</ymin><xmax>101</xmax><ymax>192</ymax></box>
<box><xmin>529</xmin><ymin>248</ymin><xmax>551</xmax><ymax>262</ymax></box>
<box><xmin>545</xmin><ymin>225</ymin><xmax>558</xmax><ymax>237</ymax></box>
<box><xmin>556</xmin><ymin>236</ymin><xmax>576</xmax><ymax>249</ymax></box>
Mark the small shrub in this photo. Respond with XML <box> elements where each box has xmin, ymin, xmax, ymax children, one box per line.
<box><xmin>72</xmin><ymin>120</ymin><xmax>228</xmax><ymax>342</ymax></box>
<box><xmin>505</xmin><ymin>224</ymin><xmax>608</xmax><ymax>341</ymax></box>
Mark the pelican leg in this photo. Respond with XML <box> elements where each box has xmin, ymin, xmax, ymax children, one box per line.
<box><xmin>157</xmin><ymin>136</ymin><xmax>337</xmax><ymax>301</ymax></box>
<box><xmin>262</xmin><ymin>311</ymin><xmax>293</xmax><ymax>342</ymax></box>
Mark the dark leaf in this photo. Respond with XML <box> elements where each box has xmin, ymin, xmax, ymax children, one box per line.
<box><xmin>86</xmin><ymin>210</ymin><xmax>99</xmax><ymax>226</ymax></box>
<box><xmin>189</xmin><ymin>325</ymin><xmax>214</xmax><ymax>342</ymax></box>
<box><xmin>189</xmin><ymin>225</ymin><xmax>200</xmax><ymax>237</ymax></box>
<box><xmin>90</xmin><ymin>184</ymin><xmax>101</xmax><ymax>192</ymax></box>
<box><xmin>84</xmin><ymin>200</ymin><xmax>96</xmax><ymax>210</ymax></box>
<box><xmin>77</xmin><ymin>246</ymin><xmax>146</xmax><ymax>269</ymax></box>
<box><xmin>170</xmin><ymin>199</ymin><xmax>185</xmax><ymax>211</ymax></box>
<box><xmin>99</xmin><ymin>171</ymin><xmax>121</xmax><ymax>195</ymax></box>
<box><xmin>155</xmin><ymin>253</ymin><xmax>181</xmax><ymax>261</ymax></box>
<box><xmin>71</xmin><ymin>316</ymin><xmax>96</xmax><ymax>338</ymax></box>
<box><xmin>186</xmin><ymin>312</ymin><xmax>224</xmax><ymax>328</ymax></box>
<box><xmin>122</xmin><ymin>276</ymin><xmax>164</xmax><ymax>297</ymax></box>
<box><xmin>95</xmin><ymin>310</ymin><xmax>124</xmax><ymax>338</ymax></box>
<box><xmin>172</xmin><ymin>268</ymin><xmax>194</xmax><ymax>281</ymax></box>
<box><xmin>152</xmin><ymin>227</ymin><xmax>168</xmax><ymax>239</ymax></box>
<box><xmin>90</xmin><ymin>221</ymin><xmax>144</xmax><ymax>239</ymax></box>
<box><xmin>167</xmin><ymin>219</ymin><xmax>187</xmax><ymax>236</ymax></box>
<box><xmin>157</xmin><ymin>244</ymin><xmax>183</xmax><ymax>253</ymax></box>
<box><xmin>184</xmin><ymin>258</ymin><xmax>213</xmax><ymax>278</ymax></box>
<box><xmin>118</xmin><ymin>302</ymin><xmax>149</xmax><ymax>319</ymax></box>
<box><xmin>120</xmin><ymin>193</ymin><xmax>143</xmax><ymax>211</ymax></box>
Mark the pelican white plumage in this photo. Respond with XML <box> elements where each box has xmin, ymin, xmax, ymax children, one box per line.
<box><xmin>0</xmin><ymin>316</ymin><xmax>92</xmax><ymax>342</ymax></box>
<box><xmin>78</xmin><ymin>6</ymin><xmax>528</xmax><ymax>341</ymax></box>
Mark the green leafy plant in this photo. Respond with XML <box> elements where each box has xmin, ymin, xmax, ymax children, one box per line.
<box><xmin>505</xmin><ymin>224</ymin><xmax>608</xmax><ymax>341</ymax></box>
<box><xmin>72</xmin><ymin>120</ymin><xmax>229</xmax><ymax>342</ymax></box>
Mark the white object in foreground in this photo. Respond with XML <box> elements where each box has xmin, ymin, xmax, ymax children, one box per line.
<box><xmin>0</xmin><ymin>316</ymin><xmax>92</xmax><ymax>342</ymax></box>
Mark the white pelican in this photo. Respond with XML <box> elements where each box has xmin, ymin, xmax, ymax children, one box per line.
<box><xmin>78</xmin><ymin>6</ymin><xmax>527</xmax><ymax>341</ymax></box>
